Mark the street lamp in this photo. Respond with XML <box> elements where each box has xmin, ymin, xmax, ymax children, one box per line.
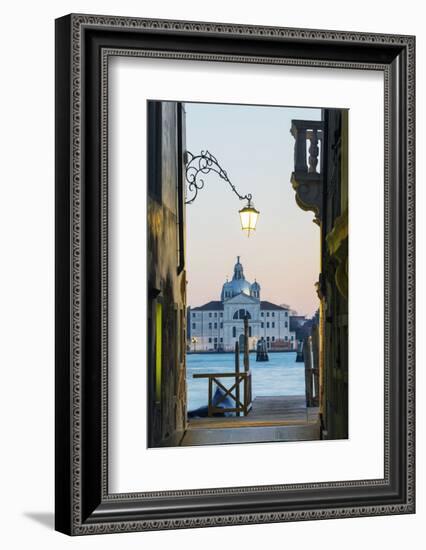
<box><xmin>238</xmin><ymin>200</ymin><xmax>260</xmax><ymax>237</ymax></box>
<box><xmin>184</xmin><ymin>150</ymin><xmax>260</xmax><ymax>236</ymax></box>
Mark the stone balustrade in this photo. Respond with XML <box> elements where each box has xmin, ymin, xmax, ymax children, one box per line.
<box><xmin>290</xmin><ymin>119</ymin><xmax>324</xmax><ymax>224</ymax></box>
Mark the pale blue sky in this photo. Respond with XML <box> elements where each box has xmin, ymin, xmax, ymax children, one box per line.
<box><xmin>185</xmin><ymin>102</ymin><xmax>322</xmax><ymax>317</ymax></box>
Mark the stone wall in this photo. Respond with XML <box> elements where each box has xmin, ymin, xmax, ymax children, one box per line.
<box><xmin>291</xmin><ymin>109</ymin><xmax>348</xmax><ymax>440</ymax></box>
<box><xmin>321</xmin><ymin>108</ymin><xmax>349</xmax><ymax>440</ymax></box>
<box><xmin>147</xmin><ymin>101</ymin><xmax>187</xmax><ymax>447</ymax></box>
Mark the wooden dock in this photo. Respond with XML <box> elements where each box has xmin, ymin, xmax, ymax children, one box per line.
<box><xmin>180</xmin><ymin>395</ymin><xmax>320</xmax><ymax>446</ymax></box>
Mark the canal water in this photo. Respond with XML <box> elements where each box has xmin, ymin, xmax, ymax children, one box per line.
<box><xmin>186</xmin><ymin>351</ymin><xmax>305</xmax><ymax>412</ymax></box>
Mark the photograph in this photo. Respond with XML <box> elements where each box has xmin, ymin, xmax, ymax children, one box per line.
<box><xmin>147</xmin><ymin>100</ymin><xmax>348</xmax><ymax>448</ymax></box>
<box><xmin>53</xmin><ymin>11</ymin><xmax>415</xmax><ymax>536</ymax></box>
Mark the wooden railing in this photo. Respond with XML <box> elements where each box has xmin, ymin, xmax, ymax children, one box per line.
<box><xmin>192</xmin><ymin>371</ymin><xmax>252</xmax><ymax>417</ymax></box>
<box><xmin>193</xmin><ymin>334</ymin><xmax>253</xmax><ymax>417</ymax></box>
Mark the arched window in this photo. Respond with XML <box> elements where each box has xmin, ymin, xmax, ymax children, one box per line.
<box><xmin>233</xmin><ymin>309</ymin><xmax>251</xmax><ymax>320</ymax></box>
<box><xmin>232</xmin><ymin>326</ymin><xmax>236</xmax><ymax>338</ymax></box>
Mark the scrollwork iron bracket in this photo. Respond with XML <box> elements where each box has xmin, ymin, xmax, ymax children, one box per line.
<box><xmin>184</xmin><ymin>150</ymin><xmax>252</xmax><ymax>205</ymax></box>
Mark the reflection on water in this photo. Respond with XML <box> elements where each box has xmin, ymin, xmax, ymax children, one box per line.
<box><xmin>186</xmin><ymin>352</ymin><xmax>305</xmax><ymax>411</ymax></box>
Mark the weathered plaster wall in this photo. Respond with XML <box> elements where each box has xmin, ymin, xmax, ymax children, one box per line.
<box><xmin>147</xmin><ymin>101</ymin><xmax>187</xmax><ymax>447</ymax></box>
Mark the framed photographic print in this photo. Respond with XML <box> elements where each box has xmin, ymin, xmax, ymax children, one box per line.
<box><xmin>55</xmin><ymin>14</ymin><xmax>415</xmax><ymax>535</ymax></box>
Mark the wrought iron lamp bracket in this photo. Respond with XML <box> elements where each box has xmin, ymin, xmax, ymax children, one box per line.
<box><xmin>184</xmin><ymin>150</ymin><xmax>252</xmax><ymax>205</ymax></box>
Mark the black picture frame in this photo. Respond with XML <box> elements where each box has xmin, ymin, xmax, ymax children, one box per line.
<box><xmin>55</xmin><ymin>13</ymin><xmax>415</xmax><ymax>535</ymax></box>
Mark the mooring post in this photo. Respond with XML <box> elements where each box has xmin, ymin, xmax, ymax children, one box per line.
<box><xmin>243</xmin><ymin>316</ymin><xmax>250</xmax><ymax>415</ymax></box>
<box><xmin>243</xmin><ymin>315</ymin><xmax>249</xmax><ymax>372</ymax></box>
<box><xmin>303</xmin><ymin>336</ymin><xmax>313</xmax><ymax>407</ymax></box>
<box><xmin>235</xmin><ymin>341</ymin><xmax>240</xmax><ymax>417</ymax></box>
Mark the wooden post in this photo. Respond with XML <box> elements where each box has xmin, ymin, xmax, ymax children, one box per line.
<box><xmin>208</xmin><ymin>376</ymin><xmax>213</xmax><ymax>417</ymax></box>
<box><xmin>243</xmin><ymin>315</ymin><xmax>249</xmax><ymax>372</ymax></box>
<box><xmin>312</xmin><ymin>323</ymin><xmax>320</xmax><ymax>406</ymax></box>
<box><xmin>303</xmin><ymin>336</ymin><xmax>313</xmax><ymax>407</ymax></box>
<box><xmin>235</xmin><ymin>341</ymin><xmax>240</xmax><ymax>417</ymax></box>
<box><xmin>243</xmin><ymin>316</ymin><xmax>250</xmax><ymax>416</ymax></box>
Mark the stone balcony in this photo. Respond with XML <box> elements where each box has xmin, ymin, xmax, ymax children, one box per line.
<box><xmin>290</xmin><ymin>120</ymin><xmax>324</xmax><ymax>225</ymax></box>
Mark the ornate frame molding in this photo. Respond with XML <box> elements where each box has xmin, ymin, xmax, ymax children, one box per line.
<box><xmin>55</xmin><ymin>13</ymin><xmax>415</xmax><ymax>535</ymax></box>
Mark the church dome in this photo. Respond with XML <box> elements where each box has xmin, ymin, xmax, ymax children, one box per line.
<box><xmin>227</xmin><ymin>278</ymin><xmax>252</xmax><ymax>297</ymax></box>
<box><xmin>221</xmin><ymin>257</ymin><xmax>252</xmax><ymax>301</ymax></box>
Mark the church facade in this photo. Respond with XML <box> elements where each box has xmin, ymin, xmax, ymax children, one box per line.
<box><xmin>188</xmin><ymin>257</ymin><xmax>297</xmax><ymax>352</ymax></box>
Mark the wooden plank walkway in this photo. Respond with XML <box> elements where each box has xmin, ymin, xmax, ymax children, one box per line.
<box><xmin>181</xmin><ymin>395</ymin><xmax>320</xmax><ymax>446</ymax></box>
<box><xmin>188</xmin><ymin>395</ymin><xmax>318</xmax><ymax>428</ymax></box>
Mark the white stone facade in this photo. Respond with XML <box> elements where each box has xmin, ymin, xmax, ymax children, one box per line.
<box><xmin>189</xmin><ymin>257</ymin><xmax>296</xmax><ymax>352</ymax></box>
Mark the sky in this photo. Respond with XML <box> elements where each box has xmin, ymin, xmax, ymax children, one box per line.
<box><xmin>185</xmin><ymin>102</ymin><xmax>322</xmax><ymax>318</ymax></box>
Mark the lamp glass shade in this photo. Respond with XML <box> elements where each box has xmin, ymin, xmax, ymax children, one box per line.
<box><xmin>239</xmin><ymin>204</ymin><xmax>260</xmax><ymax>236</ymax></box>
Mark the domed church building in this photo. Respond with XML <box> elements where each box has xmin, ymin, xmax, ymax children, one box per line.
<box><xmin>189</xmin><ymin>257</ymin><xmax>296</xmax><ymax>352</ymax></box>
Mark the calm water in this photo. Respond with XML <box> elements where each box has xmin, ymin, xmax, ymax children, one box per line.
<box><xmin>186</xmin><ymin>352</ymin><xmax>305</xmax><ymax>411</ymax></box>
